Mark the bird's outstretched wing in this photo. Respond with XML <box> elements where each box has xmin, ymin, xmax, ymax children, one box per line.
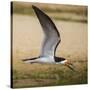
<box><xmin>32</xmin><ymin>5</ymin><xmax>61</xmax><ymax>57</ymax></box>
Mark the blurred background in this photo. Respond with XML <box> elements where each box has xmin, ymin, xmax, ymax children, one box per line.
<box><xmin>11</xmin><ymin>2</ymin><xmax>87</xmax><ymax>23</ymax></box>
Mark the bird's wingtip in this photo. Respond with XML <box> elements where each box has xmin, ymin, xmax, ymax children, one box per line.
<box><xmin>32</xmin><ymin>5</ymin><xmax>38</xmax><ymax>10</ymax></box>
<box><xmin>32</xmin><ymin>5</ymin><xmax>35</xmax><ymax>9</ymax></box>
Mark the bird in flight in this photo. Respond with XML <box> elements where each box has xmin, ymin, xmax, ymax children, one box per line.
<box><xmin>22</xmin><ymin>5</ymin><xmax>75</xmax><ymax>71</ymax></box>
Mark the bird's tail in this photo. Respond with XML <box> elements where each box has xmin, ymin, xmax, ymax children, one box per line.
<box><xmin>22</xmin><ymin>57</ymin><xmax>39</xmax><ymax>64</ymax></box>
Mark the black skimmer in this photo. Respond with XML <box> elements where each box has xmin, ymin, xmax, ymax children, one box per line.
<box><xmin>22</xmin><ymin>5</ymin><xmax>75</xmax><ymax>71</ymax></box>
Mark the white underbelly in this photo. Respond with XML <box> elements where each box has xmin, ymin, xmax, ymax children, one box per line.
<box><xmin>38</xmin><ymin>56</ymin><xmax>55</xmax><ymax>64</ymax></box>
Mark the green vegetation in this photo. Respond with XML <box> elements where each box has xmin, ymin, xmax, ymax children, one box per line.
<box><xmin>12</xmin><ymin>59</ymin><xmax>87</xmax><ymax>88</ymax></box>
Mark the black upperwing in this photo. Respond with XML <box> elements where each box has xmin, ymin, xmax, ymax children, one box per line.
<box><xmin>32</xmin><ymin>5</ymin><xmax>61</xmax><ymax>57</ymax></box>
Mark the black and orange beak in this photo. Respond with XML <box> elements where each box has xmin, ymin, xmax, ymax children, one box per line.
<box><xmin>64</xmin><ymin>60</ymin><xmax>75</xmax><ymax>72</ymax></box>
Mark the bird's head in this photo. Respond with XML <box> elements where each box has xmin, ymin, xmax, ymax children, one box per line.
<box><xmin>55</xmin><ymin>57</ymin><xmax>75</xmax><ymax>71</ymax></box>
